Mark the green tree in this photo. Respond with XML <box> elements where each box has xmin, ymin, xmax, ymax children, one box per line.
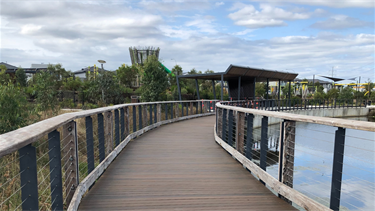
<box><xmin>140</xmin><ymin>55</ymin><xmax>168</xmax><ymax>102</ymax></box>
<box><xmin>116</xmin><ymin>64</ymin><xmax>139</xmax><ymax>87</ymax></box>
<box><xmin>326</xmin><ymin>88</ymin><xmax>339</xmax><ymax>99</ymax></box>
<box><xmin>15</xmin><ymin>67</ymin><xmax>27</xmax><ymax>87</ymax></box>
<box><xmin>338</xmin><ymin>87</ymin><xmax>353</xmax><ymax>100</ymax></box>
<box><xmin>31</xmin><ymin>71</ymin><xmax>59</xmax><ymax>113</ymax></box>
<box><xmin>0</xmin><ymin>65</ymin><xmax>10</xmax><ymax>85</ymax></box>
<box><xmin>255</xmin><ymin>82</ymin><xmax>266</xmax><ymax>98</ymax></box>
<box><xmin>0</xmin><ymin>84</ymin><xmax>31</xmax><ymax>134</ymax></box>
<box><xmin>63</xmin><ymin>76</ymin><xmax>82</xmax><ymax>91</ymax></box>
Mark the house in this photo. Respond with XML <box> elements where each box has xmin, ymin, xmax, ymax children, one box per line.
<box><xmin>0</xmin><ymin>62</ymin><xmax>49</xmax><ymax>81</ymax></box>
<box><xmin>74</xmin><ymin>66</ymin><xmax>107</xmax><ymax>80</ymax></box>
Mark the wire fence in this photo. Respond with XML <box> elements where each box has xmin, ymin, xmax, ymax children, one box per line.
<box><xmin>0</xmin><ymin>100</ymin><xmax>217</xmax><ymax>211</ymax></box>
<box><xmin>216</xmin><ymin>101</ymin><xmax>375</xmax><ymax>211</ymax></box>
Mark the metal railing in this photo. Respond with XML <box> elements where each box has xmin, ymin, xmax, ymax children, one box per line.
<box><xmin>0</xmin><ymin>100</ymin><xmax>218</xmax><ymax>211</ymax></box>
<box><xmin>215</xmin><ymin>102</ymin><xmax>374</xmax><ymax>211</ymax></box>
<box><xmin>222</xmin><ymin>99</ymin><xmax>371</xmax><ymax>111</ymax></box>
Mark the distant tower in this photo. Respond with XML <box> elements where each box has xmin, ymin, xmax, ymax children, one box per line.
<box><xmin>129</xmin><ymin>46</ymin><xmax>160</xmax><ymax>66</ymax></box>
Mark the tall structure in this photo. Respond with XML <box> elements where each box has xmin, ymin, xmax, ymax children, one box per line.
<box><xmin>129</xmin><ymin>46</ymin><xmax>160</xmax><ymax>66</ymax></box>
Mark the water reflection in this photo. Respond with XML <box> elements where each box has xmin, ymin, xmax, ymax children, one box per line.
<box><xmin>263</xmin><ymin>117</ymin><xmax>375</xmax><ymax>210</ymax></box>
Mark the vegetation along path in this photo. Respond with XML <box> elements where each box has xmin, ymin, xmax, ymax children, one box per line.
<box><xmin>78</xmin><ymin>116</ymin><xmax>295</xmax><ymax>210</ymax></box>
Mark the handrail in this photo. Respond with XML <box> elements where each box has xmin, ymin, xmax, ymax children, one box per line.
<box><xmin>0</xmin><ymin>99</ymin><xmax>218</xmax><ymax>211</ymax></box>
<box><xmin>217</xmin><ymin>103</ymin><xmax>375</xmax><ymax>132</ymax></box>
<box><xmin>0</xmin><ymin>100</ymin><xmax>216</xmax><ymax>157</ymax></box>
<box><xmin>214</xmin><ymin>101</ymin><xmax>375</xmax><ymax>211</ymax></box>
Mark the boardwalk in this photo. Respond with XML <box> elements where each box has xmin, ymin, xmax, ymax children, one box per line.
<box><xmin>78</xmin><ymin>116</ymin><xmax>295</xmax><ymax>210</ymax></box>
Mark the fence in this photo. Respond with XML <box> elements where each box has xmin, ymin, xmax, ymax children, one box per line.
<box><xmin>0</xmin><ymin>100</ymin><xmax>217</xmax><ymax>211</ymax></box>
<box><xmin>215</xmin><ymin>101</ymin><xmax>375</xmax><ymax>211</ymax></box>
<box><xmin>222</xmin><ymin>98</ymin><xmax>371</xmax><ymax>111</ymax></box>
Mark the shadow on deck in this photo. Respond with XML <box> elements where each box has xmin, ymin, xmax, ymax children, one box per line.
<box><xmin>78</xmin><ymin>116</ymin><xmax>295</xmax><ymax>210</ymax></box>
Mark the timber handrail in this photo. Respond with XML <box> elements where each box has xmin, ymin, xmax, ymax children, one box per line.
<box><xmin>0</xmin><ymin>100</ymin><xmax>215</xmax><ymax>157</ymax></box>
<box><xmin>217</xmin><ymin>103</ymin><xmax>375</xmax><ymax>132</ymax></box>
<box><xmin>215</xmin><ymin>101</ymin><xmax>375</xmax><ymax>211</ymax></box>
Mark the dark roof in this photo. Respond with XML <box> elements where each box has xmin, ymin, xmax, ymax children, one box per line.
<box><xmin>74</xmin><ymin>66</ymin><xmax>107</xmax><ymax>74</ymax></box>
<box><xmin>0</xmin><ymin>62</ymin><xmax>17</xmax><ymax>69</ymax></box>
<box><xmin>318</xmin><ymin>75</ymin><xmax>345</xmax><ymax>82</ymax></box>
<box><xmin>177</xmin><ymin>64</ymin><xmax>298</xmax><ymax>82</ymax></box>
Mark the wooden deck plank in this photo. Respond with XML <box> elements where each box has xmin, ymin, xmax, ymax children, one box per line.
<box><xmin>78</xmin><ymin>116</ymin><xmax>296</xmax><ymax>211</ymax></box>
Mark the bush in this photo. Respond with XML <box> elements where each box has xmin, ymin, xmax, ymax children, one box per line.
<box><xmin>0</xmin><ymin>84</ymin><xmax>31</xmax><ymax>134</ymax></box>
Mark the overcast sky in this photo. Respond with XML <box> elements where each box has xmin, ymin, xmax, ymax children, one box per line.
<box><xmin>1</xmin><ymin>0</ymin><xmax>374</xmax><ymax>83</ymax></box>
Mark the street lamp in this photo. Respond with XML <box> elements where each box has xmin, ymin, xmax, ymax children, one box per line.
<box><xmin>98</xmin><ymin>60</ymin><xmax>106</xmax><ymax>71</ymax></box>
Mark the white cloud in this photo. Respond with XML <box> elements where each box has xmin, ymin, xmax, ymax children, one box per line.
<box><xmin>248</xmin><ymin>0</ymin><xmax>375</xmax><ymax>8</ymax></box>
<box><xmin>215</xmin><ymin>2</ymin><xmax>224</xmax><ymax>6</ymax></box>
<box><xmin>311</xmin><ymin>15</ymin><xmax>374</xmax><ymax>30</ymax></box>
<box><xmin>228</xmin><ymin>4</ymin><xmax>311</xmax><ymax>28</ymax></box>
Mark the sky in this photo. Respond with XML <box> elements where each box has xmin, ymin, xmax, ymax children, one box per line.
<box><xmin>0</xmin><ymin>0</ymin><xmax>374</xmax><ymax>84</ymax></box>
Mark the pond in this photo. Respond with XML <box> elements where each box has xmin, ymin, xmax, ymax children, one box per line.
<box><xmin>262</xmin><ymin>116</ymin><xmax>375</xmax><ymax>211</ymax></box>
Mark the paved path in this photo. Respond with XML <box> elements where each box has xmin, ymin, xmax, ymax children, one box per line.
<box><xmin>79</xmin><ymin>116</ymin><xmax>295</xmax><ymax>210</ymax></box>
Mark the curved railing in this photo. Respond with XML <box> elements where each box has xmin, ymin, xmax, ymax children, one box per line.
<box><xmin>215</xmin><ymin>101</ymin><xmax>374</xmax><ymax>211</ymax></box>
<box><xmin>0</xmin><ymin>100</ymin><xmax>217</xmax><ymax>211</ymax></box>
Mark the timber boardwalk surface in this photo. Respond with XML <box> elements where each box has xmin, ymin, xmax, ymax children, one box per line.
<box><xmin>78</xmin><ymin>116</ymin><xmax>295</xmax><ymax>210</ymax></box>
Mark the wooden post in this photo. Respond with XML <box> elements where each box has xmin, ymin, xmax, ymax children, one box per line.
<box><xmin>235</xmin><ymin>112</ymin><xmax>245</xmax><ymax>154</ymax></box>
<box><xmin>280</xmin><ymin>120</ymin><xmax>295</xmax><ymax>204</ymax></box>
<box><xmin>62</xmin><ymin>121</ymin><xmax>79</xmax><ymax>206</ymax></box>
<box><xmin>157</xmin><ymin>104</ymin><xmax>161</xmax><ymax>122</ymax></box>
<box><xmin>104</xmin><ymin>111</ymin><xmax>113</xmax><ymax>156</ymax></box>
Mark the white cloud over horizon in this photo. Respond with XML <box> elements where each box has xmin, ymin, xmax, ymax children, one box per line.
<box><xmin>0</xmin><ymin>1</ymin><xmax>374</xmax><ymax>84</ymax></box>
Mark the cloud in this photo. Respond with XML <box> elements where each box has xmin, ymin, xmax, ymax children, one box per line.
<box><xmin>311</xmin><ymin>15</ymin><xmax>374</xmax><ymax>30</ymax></box>
<box><xmin>228</xmin><ymin>4</ymin><xmax>311</xmax><ymax>28</ymax></box>
<box><xmin>139</xmin><ymin>0</ymin><xmax>211</xmax><ymax>13</ymax></box>
<box><xmin>215</xmin><ymin>2</ymin><xmax>224</xmax><ymax>6</ymax></box>
<box><xmin>248</xmin><ymin>0</ymin><xmax>374</xmax><ymax>8</ymax></box>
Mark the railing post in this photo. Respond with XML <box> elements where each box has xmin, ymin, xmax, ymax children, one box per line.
<box><xmin>154</xmin><ymin>104</ymin><xmax>157</xmax><ymax>123</ymax></box>
<box><xmin>120</xmin><ymin>108</ymin><xmax>125</xmax><ymax>141</ymax></box>
<box><xmin>235</xmin><ymin>112</ymin><xmax>245</xmax><ymax>154</ymax></box>
<box><xmin>222</xmin><ymin>109</ymin><xmax>227</xmax><ymax>141</ymax></box>
<box><xmin>246</xmin><ymin>114</ymin><xmax>254</xmax><ymax>160</ymax></box>
<box><xmin>190</xmin><ymin>102</ymin><xmax>193</xmax><ymax>116</ymax></box>
<box><xmin>196</xmin><ymin>102</ymin><xmax>198</xmax><ymax>114</ymax></box>
<box><xmin>104</xmin><ymin>111</ymin><xmax>113</xmax><ymax>156</ymax></box>
<box><xmin>98</xmin><ymin>113</ymin><xmax>105</xmax><ymax>162</ymax></box>
<box><xmin>85</xmin><ymin>116</ymin><xmax>95</xmax><ymax>174</ymax></box>
<box><xmin>115</xmin><ymin>109</ymin><xmax>120</xmax><ymax>146</ymax></box>
<box><xmin>228</xmin><ymin>110</ymin><xmax>234</xmax><ymax>146</ymax></box>
<box><xmin>165</xmin><ymin>103</ymin><xmax>168</xmax><ymax>120</ymax></box>
<box><xmin>260</xmin><ymin>116</ymin><xmax>268</xmax><ymax>175</ymax></box>
<box><xmin>200</xmin><ymin>101</ymin><xmax>203</xmax><ymax>113</ymax></box>
<box><xmin>132</xmin><ymin>106</ymin><xmax>136</xmax><ymax>132</ymax></box>
<box><xmin>48</xmin><ymin>130</ymin><xmax>63</xmax><ymax>211</ymax></box>
<box><xmin>280</xmin><ymin>120</ymin><xmax>295</xmax><ymax>203</ymax></box>
<box><xmin>62</xmin><ymin>121</ymin><xmax>79</xmax><ymax>205</ymax></box>
<box><xmin>149</xmin><ymin>104</ymin><xmax>153</xmax><ymax>124</ymax></box>
<box><xmin>330</xmin><ymin>127</ymin><xmax>346</xmax><ymax>211</ymax></box>
<box><xmin>138</xmin><ymin>105</ymin><xmax>142</xmax><ymax>129</ymax></box>
<box><xmin>186</xmin><ymin>102</ymin><xmax>189</xmax><ymax>116</ymax></box>
<box><xmin>171</xmin><ymin>103</ymin><xmax>174</xmax><ymax>119</ymax></box>
<box><xmin>157</xmin><ymin>104</ymin><xmax>161</xmax><ymax>122</ymax></box>
<box><xmin>19</xmin><ymin>144</ymin><xmax>39</xmax><ymax>211</ymax></box>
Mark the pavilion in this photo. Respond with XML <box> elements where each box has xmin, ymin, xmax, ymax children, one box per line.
<box><xmin>176</xmin><ymin>64</ymin><xmax>298</xmax><ymax>101</ymax></box>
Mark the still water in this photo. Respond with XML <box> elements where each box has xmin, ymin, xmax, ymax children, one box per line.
<box><xmin>265</xmin><ymin>116</ymin><xmax>375</xmax><ymax>211</ymax></box>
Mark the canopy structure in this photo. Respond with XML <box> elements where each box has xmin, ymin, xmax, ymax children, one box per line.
<box><xmin>176</xmin><ymin>64</ymin><xmax>298</xmax><ymax>101</ymax></box>
<box><xmin>318</xmin><ymin>75</ymin><xmax>345</xmax><ymax>82</ymax></box>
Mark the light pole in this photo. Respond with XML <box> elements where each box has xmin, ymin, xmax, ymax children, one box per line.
<box><xmin>98</xmin><ymin>60</ymin><xmax>106</xmax><ymax>71</ymax></box>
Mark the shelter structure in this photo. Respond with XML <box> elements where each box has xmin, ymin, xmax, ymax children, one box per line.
<box><xmin>177</xmin><ymin>64</ymin><xmax>298</xmax><ymax>101</ymax></box>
